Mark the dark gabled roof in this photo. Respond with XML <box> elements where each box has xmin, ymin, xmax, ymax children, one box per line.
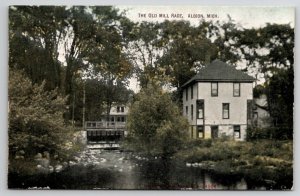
<box><xmin>182</xmin><ymin>59</ymin><xmax>255</xmax><ymax>87</ymax></box>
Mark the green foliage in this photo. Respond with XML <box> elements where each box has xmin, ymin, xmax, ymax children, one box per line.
<box><xmin>266</xmin><ymin>67</ymin><xmax>294</xmax><ymax>128</ymax></box>
<box><xmin>213</xmin><ymin>22</ymin><xmax>294</xmax><ymax>74</ymax></box>
<box><xmin>184</xmin><ymin>138</ymin><xmax>212</xmax><ymax>148</ymax></box>
<box><xmin>253</xmin><ymin>85</ymin><xmax>266</xmax><ymax>98</ymax></box>
<box><xmin>84</xmin><ymin>78</ymin><xmax>133</xmax><ymax>121</ymax></box>
<box><xmin>176</xmin><ymin>139</ymin><xmax>293</xmax><ymax>183</ymax></box>
<box><xmin>125</xmin><ymin>20</ymin><xmax>218</xmax><ymax>101</ymax></box>
<box><xmin>126</xmin><ymin>83</ymin><xmax>189</xmax><ymax>157</ymax></box>
<box><xmin>9</xmin><ymin>6</ymin><xmax>68</xmax><ymax>91</ymax></box>
<box><xmin>9</xmin><ymin>6</ymin><xmax>294</xmax><ymax>128</ymax></box>
<box><xmin>9</xmin><ymin>6</ymin><xmax>133</xmax><ymax>124</ymax></box>
<box><xmin>247</xmin><ymin>127</ymin><xmax>293</xmax><ymax>140</ymax></box>
<box><xmin>158</xmin><ymin>21</ymin><xmax>218</xmax><ymax>86</ymax></box>
<box><xmin>9</xmin><ymin>69</ymin><xmax>77</xmax><ymax>168</ymax></box>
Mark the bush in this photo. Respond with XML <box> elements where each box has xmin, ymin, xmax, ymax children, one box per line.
<box><xmin>184</xmin><ymin>139</ymin><xmax>212</xmax><ymax>148</ymax></box>
<box><xmin>247</xmin><ymin>127</ymin><xmax>293</xmax><ymax>140</ymax></box>
<box><xmin>8</xmin><ymin>69</ymin><xmax>78</xmax><ymax>174</ymax></box>
<box><xmin>126</xmin><ymin>83</ymin><xmax>189</xmax><ymax>158</ymax></box>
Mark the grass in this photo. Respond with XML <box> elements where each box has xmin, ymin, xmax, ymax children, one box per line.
<box><xmin>175</xmin><ymin>138</ymin><xmax>293</xmax><ymax>186</ymax></box>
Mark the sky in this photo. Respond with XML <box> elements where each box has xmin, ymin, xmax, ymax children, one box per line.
<box><xmin>117</xmin><ymin>6</ymin><xmax>295</xmax><ymax>28</ymax></box>
<box><xmin>116</xmin><ymin>6</ymin><xmax>295</xmax><ymax>92</ymax></box>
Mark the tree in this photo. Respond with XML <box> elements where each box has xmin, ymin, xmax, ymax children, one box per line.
<box><xmin>123</xmin><ymin>21</ymin><xmax>166</xmax><ymax>88</ymax></box>
<box><xmin>8</xmin><ymin>69</ymin><xmax>77</xmax><ymax>171</ymax></box>
<box><xmin>124</xmin><ymin>20</ymin><xmax>218</xmax><ymax>102</ymax></box>
<box><xmin>158</xmin><ymin>20</ymin><xmax>218</xmax><ymax>101</ymax></box>
<box><xmin>266</xmin><ymin>67</ymin><xmax>293</xmax><ymax>129</ymax></box>
<box><xmin>210</xmin><ymin>21</ymin><xmax>294</xmax><ymax>83</ymax></box>
<box><xmin>62</xmin><ymin>6</ymin><xmax>132</xmax><ymax>122</ymax></box>
<box><xmin>126</xmin><ymin>82</ymin><xmax>189</xmax><ymax>158</ymax></box>
<box><xmin>9</xmin><ymin>6</ymin><xmax>133</xmax><ymax>123</ymax></box>
<box><xmin>83</xmin><ymin>78</ymin><xmax>134</xmax><ymax>122</ymax></box>
<box><xmin>9</xmin><ymin>6</ymin><xmax>69</xmax><ymax>91</ymax></box>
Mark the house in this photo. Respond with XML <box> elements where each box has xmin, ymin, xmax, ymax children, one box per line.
<box><xmin>182</xmin><ymin>59</ymin><xmax>255</xmax><ymax>141</ymax></box>
<box><xmin>100</xmin><ymin>105</ymin><xmax>129</xmax><ymax>128</ymax></box>
<box><xmin>85</xmin><ymin>105</ymin><xmax>128</xmax><ymax>146</ymax></box>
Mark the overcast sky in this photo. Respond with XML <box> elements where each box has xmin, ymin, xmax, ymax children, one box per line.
<box><xmin>117</xmin><ymin>6</ymin><xmax>295</xmax><ymax>28</ymax></box>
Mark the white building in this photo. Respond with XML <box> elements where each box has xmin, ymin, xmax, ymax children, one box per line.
<box><xmin>85</xmin><ymin>105</ymin><xmax>129</xmax><ymax>144</ymax></box>
<box><xmin>182</xmin><ymin>60</ymin><xmax>255</xmax><ymax>141</ymax></box>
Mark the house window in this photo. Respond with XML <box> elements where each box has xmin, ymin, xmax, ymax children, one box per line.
<box><xmin>186</xmin><ymin>88</ymin><xmax>188</xmax><ymax>101</ymax></box>
<box><xmin>211</xmin><ymin>82</ymin><xmax>218</xmax><ymax>97</ymax></box>
<box><xmin>222</xmin><ymin>103</ymin><xmax>230</xmax><ymax>119</ymax></box>
<box><xmin>186</xmin><ymin>106</ymin><xmax>188</xmax><ymax>116</ymax></box>
<box><xmin>121</xmin><ymin>116</ymin><xmax>125</xmax><ymax>122</ymax></box>
<box><xmin>197</xmin><ymin>126</ymin><xmax>204</xmax><ymax>138</ymax></box>
<box><xmin>117</xmin><ymin>106</ymin><xmax>124</xmax><ymax>113</ymax></box>
<box><xmin>191</xmin><ymin>86</ymin><xmax>193</xmax><ymax>99</ymax></box>
<box><xmin>234</xmin><ymin>125</ymin><xmax>241</xmax><ymax>139</ymax></box>
<box><xmin>233</xmin><ymin>83</ymin><xmax>240</xmax><ymax>97</ymax></box>
<box><xmin>197</xmin><ymin>100</ymin><xmax>204</xmax><ymax>119</ymax></box>
<box><xmin>117</xmin><ymin>117</ymin><xmax>121</xmax><ymax>122</ymax></box>
<box><xmin>191</xmin><ymin>104</ymin><xmax>193</xmax><ymax>120</ymax></box>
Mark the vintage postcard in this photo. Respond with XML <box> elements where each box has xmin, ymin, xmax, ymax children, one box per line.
<box><xmin>8</xmin><ymin>5</ymin><xmax>294</xmax><ymax>190</ymax></box>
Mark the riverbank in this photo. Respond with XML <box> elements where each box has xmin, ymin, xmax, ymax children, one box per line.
<box><xmin>8</xmin><ymin>139</ymin><xmax>293</xmax><ymax>190</ymax></box>
<box><xmin>8</xmin><ymin>130</ymin><xmax>86</xmax><ymax>176</ymax></box>
<box><xmin>175</xmin><ymin>139</ymin><xmax>293</xmax><ymax>189</ymax></box>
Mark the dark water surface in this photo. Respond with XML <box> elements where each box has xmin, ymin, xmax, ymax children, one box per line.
<box><xmin>8</xmin><ymin>149</ymin><xmax>292</xmax><ymax>190</ymax></box>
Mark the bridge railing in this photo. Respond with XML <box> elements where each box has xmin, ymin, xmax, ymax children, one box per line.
<box><xmin>85</xmin><ymin>121</ymin><xmax>126</xmax><ymax>129</ymax></box>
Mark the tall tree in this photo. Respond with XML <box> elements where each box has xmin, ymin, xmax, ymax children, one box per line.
<box><xmin>158</xmin><ymin>20</ymin><xmax>218</xmax><ymax>101</ymax></box>
<box><xmin>80</xmin><ymin>7</ymin><xmax>134</xmax><ymax>119</ymax></box>
<box><xmin>82</xmin><ymin>78</ymin><xmax>133</xmax><ymax>122</ymax></box>
<box><xmin>126</xmin><ymin>82</ymin><xmax>189</xmax><ymax>158</ymax></box>
<box><xmin>124</xmin><ymin>21</ymin><xmax>166</xmax><ymax>88</ymax></box>
<box><xmin>9</xmin><ymin>6</ymin><xmax>133</xmax><ymax>123</ymax></box>
<box><xmin>209</xmin><ymin>20</ymin><xmax>294</xmax><ymax>83</ymax></box>
<box><xmin>9</xmin><ymin>6</ymin><xmax>69</xmax><ymax>91</ymax></box>
<box><xmin>124</xmin><ymin>20</ymin><xmax>217</xmax><ymax>102</ymax></box>
<box><xmin>266</xmin><ymin>67</ymin><xmax>294</xmax><ymax>128</ymax></box>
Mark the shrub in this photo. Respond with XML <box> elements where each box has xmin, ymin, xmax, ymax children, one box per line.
<box><xmin>8</xmin><ymin>69</ymin><xmax>79</xmax><ymax>174</ymax></box>
<box><xmin>247</xmin><ymin>127</ymin><xmax>293</xmax><ymax>140</ymax></box>
<box><xmin>184</xmin><ymin>139</ymin><xmax>212</xmax><ymax>148</ymax></box>
<box><xmin>126</xmin><ymin>83</ymin><xmax>189</xmax><ymax>158</ymax></box>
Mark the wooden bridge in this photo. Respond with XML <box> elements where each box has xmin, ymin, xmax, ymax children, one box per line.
<box><xmin>85</xmin><ymin>121</ymin><xmax>126</xmax><ymax>149</ymax></box>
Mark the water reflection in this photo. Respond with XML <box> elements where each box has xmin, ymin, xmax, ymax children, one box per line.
<box><xmin>134</xmin><ymin>157</ymin><xmax>248</xmax><ymax>190</ymax></box>
<box><xmin>8</xmin><ymin>149</ymin><xmax>291</xmax><ymax>190</ymax></box>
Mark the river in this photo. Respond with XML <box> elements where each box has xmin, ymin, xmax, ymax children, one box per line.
<box><xmin>8</xmin><ymin>149</ymin><xmax>291</xmax><ymax>190</ymax></box>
